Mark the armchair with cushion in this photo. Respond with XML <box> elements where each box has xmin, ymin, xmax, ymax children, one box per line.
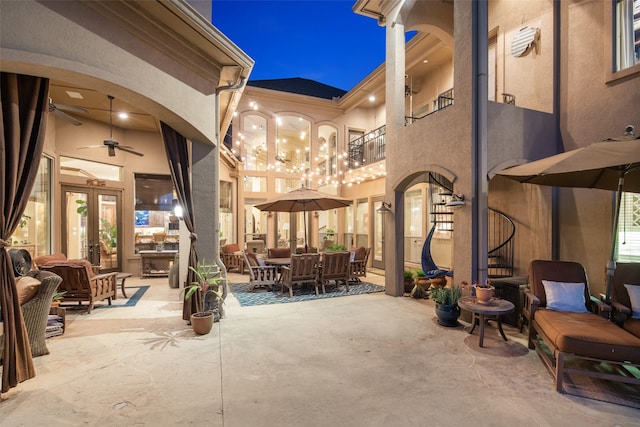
<box><xmin>39</xmin><ymin>260</ymin><xmax>116</xmax><ymax>313</ymax></box>
<box><xmin>1</xmin><ymin>270</ymin><xmax>63</xmax><ymax>363</ymax></box>
<box><xmin>242</xmin><ymin>250</ymin><xmax>278</xmax><ymax>291</ymax></box>
<box><xmin>609</xmin><ymin>262</ymin><xmax>640</xmax><ymax>338</ymax></box>
<box><xmin>221</xmin><ymin>243</ymin><xmax>245</xmax><ymax>274</ymax></box>
<box><xmin>524</xmin><ymin>260</ymin><xmax>640</xmax><ymax>393</ymax></box>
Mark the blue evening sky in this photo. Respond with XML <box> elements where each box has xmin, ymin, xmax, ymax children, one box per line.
<box><xmin>211</xmin><ymin>0</ymin><xmax>387</xmax><ymax>91</ymax></box>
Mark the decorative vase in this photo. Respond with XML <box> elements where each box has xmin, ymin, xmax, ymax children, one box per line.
<box><xmin>475</xmin><ymin>286</ymin><xmax>495</xmax><ymax>304</ymax></box>
<box><xmin>404</xmin><ymin>277</ymin><xmax>415</xmax><ymax>293</ymax></box>
<box><xmin>414</xmin><ymin>276</ymin><xmax>430</xmax><ymax>291</ymax></box>
<box><xmin>435</xmin><ymin>303</ymin><xmax>460</xmax><ymax>327</ymax></box>
<box><xmin>190</xmin><ymin>312</ymin><xmax>214</xmax><ymax>335</ymax></box>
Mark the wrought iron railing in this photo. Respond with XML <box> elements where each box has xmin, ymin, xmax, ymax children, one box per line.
<box><xmin>405</xmin><ymin>88</ymin><xmax>454</xmax><ymax>124</ymax></box>
<box><xmin>487</xmin><ymin>208</ymin><xmax>515</xmax><ymax>278</ymax></box>
<box><xmin>348</xmin><ymin>125</ymin><xmax>386</xmax><ymax>169</ymax></box>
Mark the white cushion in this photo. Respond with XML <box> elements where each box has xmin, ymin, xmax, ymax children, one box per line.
<box><xmin>623</xmin><ymin>284</ymin><xmax>640</xmax><ymax>319</ymax></box>
<box><xmin>541</xmin><ymin>280</ymin><xmax>589</xmax><ymax>313</ymax></box>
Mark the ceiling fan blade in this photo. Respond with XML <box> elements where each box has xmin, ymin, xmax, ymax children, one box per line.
<box><xmin>108</xmin><ymin>145</ymin><xmax>116</xmax><ymax>157</ymax></box>
<box><xmin>78</xmin><ymin>145</ymin><xmax>105</xmax><ymax>149</ymax></box>
<box><xmin>117</xmin><ymin>146</ymin><xmax>144</xmax><ymax>157</ymax></box>
<box><xmin>52</xmin><ymin>109</ymin><xmax>82</xmax><ymax>126</ymax></box>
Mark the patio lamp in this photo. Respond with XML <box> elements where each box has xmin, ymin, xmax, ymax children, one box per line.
<box><xmin>377</xmin><ymin>202</ymin><xmax>392</xmax><ymax>214</ymax></box>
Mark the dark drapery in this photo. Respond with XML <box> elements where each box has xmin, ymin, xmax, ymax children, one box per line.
<box><xmin>1</xmin><ymin>73</ymin><xmax>49</xmax><ymax>392</ymax></box>
<box><xmin>160</xmin><ymin>122</ymin><xmax>200</xmax><ymax>320</ymax></box>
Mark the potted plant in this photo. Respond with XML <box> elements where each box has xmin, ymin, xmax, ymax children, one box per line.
<box><xmin>184</xmin><ymin>260</ymin><xmax>224</xmax><ymax>335</ymax></box>
<box><xmin>404</xmin><ymin>268</ymin><xmax>415</xmax><ymax>293</ymax></box>
<box><xmin>413</xmin><ymin>268</ymin><xmax>430</xmax><ymax>290</ymax></box>
<box><xmin>474</xmin><ymin>280</ymin><xmax>494</xmax><ymax>304</ymax></box>
<box><xmin>430</xmin><ymin>285</ymin><xmax>463</xmax><ymax>327</ymax></box>
<box><xmin>51</xmin><ymin>291</ymin><xmax>66</xmax><ymax>307</ymax></box>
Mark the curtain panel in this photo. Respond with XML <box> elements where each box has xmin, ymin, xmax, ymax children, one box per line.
<box><xmin>160</xmin><ymin>122</ymin><xmax>200</xmax><ymax>320</ymax></box>
<box><xmin>1</xmin><ymin>73</ymin><xmax>49</xmax><ymax>393</ymax></box>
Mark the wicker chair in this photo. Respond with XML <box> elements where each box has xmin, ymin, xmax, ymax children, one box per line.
<box><xmin>317</xmin><ymin>251</ymin><xmax>351</xmax><ymax>294</ymax></box>
<box><xmin>280</xmin><ymin>253</ymin><xmax>320</xmax><ymax>297</ymax></box>
<box><xmin>0</xmin><ymin>270</ymin><xmax>63</xmax><ymax>362</ymax></box>
<box><xmin>609</xmin><ymin>262</ymin><xmax>640</xmax><ymax>338</ymax></box>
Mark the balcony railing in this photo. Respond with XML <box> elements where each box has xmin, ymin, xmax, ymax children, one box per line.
<box><xmin>348</xmin><ymin>125</ymin><xmax>386</xmax><ymax>170</ymax></box>
<box><xmin>405</xmin><ymin>88</ymin><xmax>454</xmax><ymax>125</ymax></box>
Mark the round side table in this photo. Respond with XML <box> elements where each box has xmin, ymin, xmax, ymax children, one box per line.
<box><xmin>457</xmin><ymin>296</ymin><xmax>515</xmax><ymax>347</ymax></box>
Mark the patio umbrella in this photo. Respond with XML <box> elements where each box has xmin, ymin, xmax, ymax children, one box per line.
<box><xmin>496</xmin><ymin>126</ymin><xmax>640</xmax><ymax>301</ymax></box>
<box><xmin>254</xmin><ymin>187</ymin><xmax>352</xmax><ymax>251</ymax></box>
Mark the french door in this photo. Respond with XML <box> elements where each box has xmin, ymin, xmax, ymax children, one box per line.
<box><xmin>62</xmin><ymin>185</ymin><xmax>122</xmax><ymax>272</ymax></box>
<box><xmin>372</xmin><ymin>198</ymin><xmax>385</xmax><ymax>270</ymax></box>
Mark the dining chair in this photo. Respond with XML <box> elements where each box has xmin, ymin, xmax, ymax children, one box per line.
<box><xmin>280</xmin><ymin>253</ymin><xmax>320</xmax><ymax>297</ymax></box>
<box><xmin>317</xmin><ymin>251</ymin><xmax>350</xmax><ymax>294</ymax></box>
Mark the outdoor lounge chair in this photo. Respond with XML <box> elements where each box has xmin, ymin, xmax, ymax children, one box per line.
<box><xmin>242</xmin><ymin>250</ymin><xmax>279</xmax><ymax>292</ymax></box>
<box><xmin>280</xmin><ymin>253</ymin><xmax>320</xmax><ymax>297</ymax></box>
<box><xmin>39</xmin><ymin>260</ymin><xmax>116</xmax><ymax>313</ymax></box>
<box><xmin>609</xmin><ymin>262</ymin><xmax>640</xmax><ymax>338</ymax></box>
<box><xmin>524</xmin><ymin>259</ymin><xmax>640</xmax><ymax>393</ymax></box>
<box><xmin>317</xmin><ymin>251</ymin><xmax>350</xmax><ymax>294</ymax></box>
<box><xmin>221</xmin><ymin>243</ymin><xmax>245</xmax><ymax>274</ymax></box>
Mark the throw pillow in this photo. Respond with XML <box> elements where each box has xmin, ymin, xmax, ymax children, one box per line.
<box><xmin>15</xmin><ymin>276</ymin><xmax>41</xmax><ymax>305</ymax></box>
<box><xmin>541</xmin><ymin>280</ymin><xmax>589</xmax><ymax>313</ymax></box>
<box><xmin>623</xmin><ymin>284</ymin><xmax>640</xmax><ymax>319</ymax></box>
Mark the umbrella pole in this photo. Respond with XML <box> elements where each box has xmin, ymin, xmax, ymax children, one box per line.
<box><xmin>605</xmin><ymin>174</ymin><xmax>625</xmax><ymax>302</ymax></box>
<box><xmin>304</xmin><ymin>211</ymin><xmax>308</xmax><ymax>253</ymax></box>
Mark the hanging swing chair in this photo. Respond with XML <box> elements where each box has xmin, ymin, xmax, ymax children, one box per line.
<box><xmin>421</xmin><ymin>224</ymin><xmax>454</xmax><ymax>280</ymax></box>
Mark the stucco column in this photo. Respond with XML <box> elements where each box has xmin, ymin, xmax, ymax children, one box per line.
<box><xmin>192</xmin><ymin>140</ymin><xmax>217</xmax><ymax>263</ymax></box>
<box><xmin>384</xmin><ymin>5</ymin><xmax>406</xmax><ymax>296</ymax></box>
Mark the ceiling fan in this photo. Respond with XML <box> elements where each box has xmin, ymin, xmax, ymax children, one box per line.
<box><xmin>49</xmin><ymin>98</ymin><xmax>87</xmax><ymax>126</ymax></box>
<box><xmin>80</xmin><ymin>95</ymin><xmax>144</xmax><ymax>157</ymax></box>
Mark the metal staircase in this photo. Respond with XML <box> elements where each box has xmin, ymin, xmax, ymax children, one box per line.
<box><xmin>487</xmin><ymin>208</ymin><xmax>515</xmax><ymax>278</ymax></box>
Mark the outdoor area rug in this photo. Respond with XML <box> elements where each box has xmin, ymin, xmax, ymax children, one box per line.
<box><xmin>95</xmin><ymin>285</ymin><xmax>150</xmax><ymax>309</ymax></box>
<box><xmin>230</xmin><ymin>281</ymin><xmax>385</xmax><ymax>307</ymax></box>
<box><xmin>561</xmin><ymin>359</ymin><xmax>640</xmax><ymax>409</ymax></box>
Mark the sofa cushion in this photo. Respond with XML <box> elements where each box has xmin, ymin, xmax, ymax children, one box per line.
<box><xmin>222</xmin><ymin>244</ymin><xmax>241</xmax><ymax>254</ymax></box>
<box><xmin>623</xmin><ymin>284</ymin><xmax>640</xmax><ymax>319</ymax></box>
<box><xmin>623</xmin><ymin>318</ymin><xmax>640</xmax><ymax>338</ymax></box>
<box><xmin>541</xmin><ymin>280</ymin><xmax>588</xmax><ymax>313</ymax></box>
<box><xmin>16</xmin><ymin>276</ymin><xmax>41</xmax><ymax>305</ymax></box>
<box><xmin>534</xmin><ymin>309</ymin><xmax>640</xmax><ymax>363</ymax></box>
<box><xmin>33</xmin><ymin>253</ymin><xmax>67</xmax><ymax>267</ymax></box>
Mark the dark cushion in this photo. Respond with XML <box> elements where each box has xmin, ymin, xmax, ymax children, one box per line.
<box><xmin>269</xmin><ymin>248</ymin><xmax>291</xmax><ymax>258</ymax></box>
<box><xmin>353</xmin><ymin>247</ymin><xmax>366</xmax><ymax>261</ymax></box>
<box><xmin>534</xmin><ymin>309</ymin><xmax>640</xmax><ymax>363</ymax></box>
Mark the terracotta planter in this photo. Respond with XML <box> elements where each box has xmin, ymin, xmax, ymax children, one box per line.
<box><xmin>475</xmin><ymin>286</ymin><xmax>495</xmax><ymax>304</ymax></box>
<box><xmin>190</xmin><ymin>312</ymin><xmax>214</xmax><ymax>335</ymax></box>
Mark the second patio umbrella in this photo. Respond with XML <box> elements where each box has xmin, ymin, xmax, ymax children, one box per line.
<box><xmin>254</xmin><ymin>187</ymin><xmax>352</xmax><ymax>252</ymax></box>
<box><xmin>496</xmin><ymin>126</ymin><xmax>640</xmax><ymax>300</ymax></box>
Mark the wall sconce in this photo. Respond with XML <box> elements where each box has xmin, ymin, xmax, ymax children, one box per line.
<box><xmin>445</xmin><ymin>194</ymin><xmax>466</xmax><ymax>209</ymax></box>
<box><xmin>377</xmin><ymin>202</ymin><xmax>392</xmax><ymax>214</ymax></box>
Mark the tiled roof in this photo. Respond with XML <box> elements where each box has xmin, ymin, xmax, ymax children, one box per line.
<box><xmin>247</xmin><ymin>77</ymin><xmax>347</xmax><ymax>100</ymax></box>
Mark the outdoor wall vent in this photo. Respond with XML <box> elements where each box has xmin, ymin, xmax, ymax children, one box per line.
<box><xmin>511</xmin><ymin>26</ymin><xmax>540</xmax><ymax>57</ymax></box>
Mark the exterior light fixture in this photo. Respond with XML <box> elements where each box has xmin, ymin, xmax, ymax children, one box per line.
<box><xmin>377</xmin><ymin>202</ymin><xmax>392</xmax><ymax>214</ymax></box>
<box><xmin>445</xmin><ymin>194</ymin><xmax>466</xmax><ymax>208</ymax></box>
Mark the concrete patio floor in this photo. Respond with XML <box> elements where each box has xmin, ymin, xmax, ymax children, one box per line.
<box><xmin>2</xmin><ymin>272</ymin><xmax>640</xmax><ymax>426</ymax></box>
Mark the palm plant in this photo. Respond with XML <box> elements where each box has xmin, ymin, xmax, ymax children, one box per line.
<box><xmin>184</xmin><ymin>260</ymin><xmax>224</xmax><ymax>314</ymax></box>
